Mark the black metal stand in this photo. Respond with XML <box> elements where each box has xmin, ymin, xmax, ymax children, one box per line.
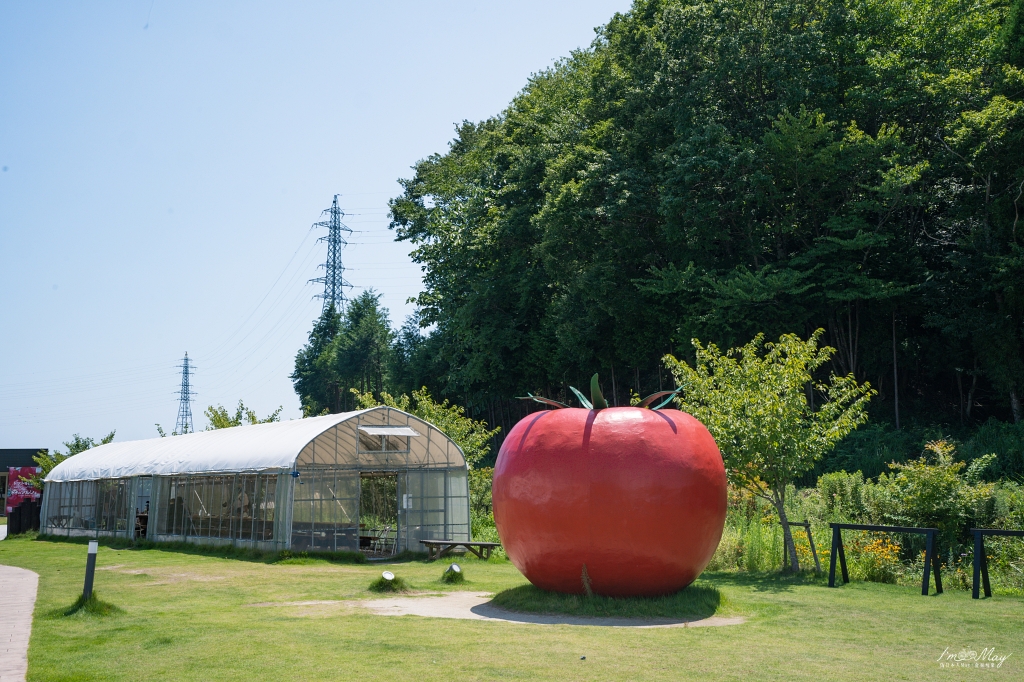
<box><xmin>780</xmin><ymin>521</ymin><xmax>822</xmax><ymax>572</ymax></box>
<box><xmin>971</xmin><ymin>528</ymin><xmax>1024</xmax><ymax>599</ymax></box>
<box><xmin>828</xmin><ymin>523</ymin><xmax>942</xmax><ymax>596</ymax></box>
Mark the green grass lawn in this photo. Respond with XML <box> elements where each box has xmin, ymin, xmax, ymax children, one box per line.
<box><xmin>1</xmin><ymin>534</ymin><xmax>1021</xmax><ymax>681</ymax></box>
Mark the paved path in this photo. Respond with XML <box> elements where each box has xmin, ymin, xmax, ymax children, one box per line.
<box><xmin>0</xmin><ymin>565</ymin><xmax>38</xmax><ymax>682</ymax></box>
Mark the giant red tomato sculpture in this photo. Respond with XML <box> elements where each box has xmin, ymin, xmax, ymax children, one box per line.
<box><xmin>493</xmin><ymin>381</ymin><xmax>727</xmax><ymax>597</ymax></box>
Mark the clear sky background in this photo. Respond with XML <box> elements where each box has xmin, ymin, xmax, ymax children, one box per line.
<box><xmin>0</xmin><ymin>0</ymin><xmax>631</xmax><ymax>450</ymax></box>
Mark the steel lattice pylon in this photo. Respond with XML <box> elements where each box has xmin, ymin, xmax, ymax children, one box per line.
<box><xmin>309</xmin><ymin>194</ymin><xmax>353</xmax><ymax>314</ymax></box>
<box><xmin>174</xmin><ymin>352</ymin><xmax>196</xmax><ymax>435</ymax></box>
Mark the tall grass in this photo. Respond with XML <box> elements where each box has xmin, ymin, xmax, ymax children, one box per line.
<box><xmin>708</xmin><ymin>515</ymin><xmax>784</xmax><ymax>572</ymax></box>
<box><xmin>35</xmin><ymin>533</ymin><xmax>366</xmax><ymax>564</ymax></box>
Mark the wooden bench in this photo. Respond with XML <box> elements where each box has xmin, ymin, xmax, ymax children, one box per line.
<box><xmin>420</xmin><ymin>540</ymin><xmax>501</xmax><ymax>561</ymax></box>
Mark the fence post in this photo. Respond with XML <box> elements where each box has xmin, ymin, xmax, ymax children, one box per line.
<box><xmin>83</xmin><ymin>540</ymin><xmax>98</xmax><ymax>600</ymax></box>
<box><xmin>805</xmin><ymin>525</ymin><xmax>822</xmax><ymax>573</ymax></box>
<box><xmin>922</xmin><ymin>531</ymin><xmax>933</xmax><ymax>596</ymax></box>
<box><xmin>972</xmin><ymin>530</ymin><xmax>982</xmax><ymax>599</ymax></box>
<box><xmin>837</xmin><ymin>531</ymin><xmax>849</xmax><ymax>583</ymax></box>
<box><xmin>828</xmin><ymin>525</ymin><xmax>839</xmax><ymax>587</ymax></box>
<box><xmin>981</xmin><ymin>540</ymin><xmax>992</xmax><ymax>598</ymax></box>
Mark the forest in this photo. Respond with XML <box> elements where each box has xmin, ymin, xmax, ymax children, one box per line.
<box><xmin>294</xmin><ymin>0</ymin><xmax>1024</xmax><ymax>478</ymax></box>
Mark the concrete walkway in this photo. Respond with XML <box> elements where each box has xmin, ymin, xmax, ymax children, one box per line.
<box><xmin>0</xmin><ymin>565</ymin><xmax>38</xmax><ymax>682</ymax></box>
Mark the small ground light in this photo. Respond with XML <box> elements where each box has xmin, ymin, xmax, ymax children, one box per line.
<box><xmin>382</xmin><ymin>571</ymin><xmax>395</xmax><ymax>581</ymax></box>
<box><xmin>441</xmin><ymin>563</ymin><xmax>465</xmax><ymax>583</ymax></box>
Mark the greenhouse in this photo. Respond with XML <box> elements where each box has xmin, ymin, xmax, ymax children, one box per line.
<box><xmin>40</xmin><ymin>407</ymin><xmax>470</xmax><ymax>554</ymax></box>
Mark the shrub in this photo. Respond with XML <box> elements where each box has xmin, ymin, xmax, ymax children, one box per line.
<box><xmin>819</xmin><ymin>423</ymin><xmax>934</xmax><ymax>480</ymax></box>
<box><xmin>469</xmin><ymin>467</ymin><xmax>493</xmax><ymax>516</ymax></box>
<box><xmin>958</xmin><ymin>419</ymin><xmax>1024</xmax><ymax>481</ymax></box>
<box><xmin>817</xmin><ymin>471</ymin><xmax>866</xmax><ymax>521</ymax></box>
<box><xmin>874</xmin><ymin>440</ymin><xmax>996</xmax><ymax>547</ymax></box>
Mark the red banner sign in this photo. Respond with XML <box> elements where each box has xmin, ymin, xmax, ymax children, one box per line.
<box><xmin>6</xmin><ymin>467</ymin><xmax>41</xmax><ymax>514</ymax></box>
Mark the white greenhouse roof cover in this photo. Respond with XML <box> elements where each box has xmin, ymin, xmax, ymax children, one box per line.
<box><xmin>46</xmin><ymin>410</ymin><xmax>374</xmax><ymax>482</ymax></box>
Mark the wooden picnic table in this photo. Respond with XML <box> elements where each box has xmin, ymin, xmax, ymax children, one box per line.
<box><xmin>420</xmin><ymin>540</ymin><xmax>501</xmax><ymax>561</ymax></box>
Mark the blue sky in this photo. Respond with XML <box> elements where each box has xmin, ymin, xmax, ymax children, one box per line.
<box><xmin>0</xmin><ymin>1</ymin><xmax>631</xmax><ymax>449</ymax></box>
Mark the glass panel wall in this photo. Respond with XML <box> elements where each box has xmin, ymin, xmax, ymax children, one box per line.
<box><xmin>402</xmin><ymin>470</ymin><xmax>449</xmax><ymax>547</ymax></box>
<box><xmin>290</xmin><ymin>468</ymin><xmax>359</xmax><ymax>552</ymax></box>
<box><xmin>96</xmin><ymin>479</ymin><xmax>130</xmax><ymax>532</ymax></box>
<box><xmin>446</xmin><ymin>469</ymin><xmax>470</xmax><ymax>542</ymax></box>
<box><xmin>40</xmin><ymin>479</ymin><xmax>131</xmax><ymax>536</ymax></box>
<box><xmin>156</xmin><ymin>473</ymin><xmax>278</xmax><ymax>543</ymax></box>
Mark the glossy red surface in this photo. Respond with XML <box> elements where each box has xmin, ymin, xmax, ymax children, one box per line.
<box><xmin>492</xmin><ymin>407</ymin><xmax>727</xmax><ymax>597</ymax></box>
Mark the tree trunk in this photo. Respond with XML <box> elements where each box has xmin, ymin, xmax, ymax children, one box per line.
<box><xmin>892</xmin><ymin>310</ymin><xmax>900</xmax><ymax>430</ymax></box>
<box><xmin>774</xmin><ymin>492</ymin><xmax>800</xmax><ymax>572</ymax></box>
<box><xmin>1012</xmin><ymin>389</ymin><xmax>1022</xmax><ymax>424</ymax></box>
<box><xmin>966</xmin><ymin>359</ymin><xmax>979</xmax><ymax>421</ymax></box>
<box><xmin>957</xmin><ymin>370</ymin><xmax>964</xmax><ymax>426</ymax></box>
<box><xmin>610</xmin><ymin>363</ymin><xmax>618</xmax><ymax>407</ymax></box>
<box><xmin>828</xmin><ymin>303</ymin><xmax>861</xmax><ymax>379</ymax></box>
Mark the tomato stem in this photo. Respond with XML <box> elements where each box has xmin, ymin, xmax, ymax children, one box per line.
<box><xmin>590</xmin><ymin>374</ymin><xmax>609</xmax><ymax>409</ymax></box>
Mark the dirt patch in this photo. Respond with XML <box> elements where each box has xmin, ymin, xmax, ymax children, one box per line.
<box><xmin>245</xmin><ymin>599</ymin><xmax>352</xmax><ymax>618</ymax></box>
<box><xmin>247</xmin><ymin>600</ymin><xmax>346</xmax><ymax>607</ymax></box>
<box><xmin>354</xmin><ymin>591</ymin><xmax>745</xmax><ymax>628</ymax></box>
<box><xmin>98</xmin><ymin>566</ymin><xmax>225</xmax><ymax>582</ymax></box>
<box><xmin>163</xmin><ymin>572</ymin><xmax>225</xmax><ymax>582</ymax></box>
<box><xmin>137</xmin><ymin>572</ymin><xmax>228</xmax><ymax>586</ymax></box>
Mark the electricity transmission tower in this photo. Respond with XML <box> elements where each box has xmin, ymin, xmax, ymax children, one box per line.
<box><xmin>309</xmin><ymin>194</ymin><xmax>353</xmax><ymax>314</ymax></box>
<box><xmin>174</xmin><ymin>352</ymin><xmax>196</xmax><ymax>434</ymax></box>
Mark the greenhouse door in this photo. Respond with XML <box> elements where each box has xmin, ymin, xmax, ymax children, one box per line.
<box><xmin>359</xmin><ymin>473</ymin><xmax>398</xmax><ymax>556</ymax></box>
<box><xmin>397</xmin><ymin>474</ymin><xmax>409</xmax><ymax>553</ymax></box>
<box><xmin>400</xmin><ymin>471</ymin><xmax>449</xmax><ymax>553</ymax></box>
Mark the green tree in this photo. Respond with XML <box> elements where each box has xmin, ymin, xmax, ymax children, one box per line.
<box><xmin>665</xmin><ymin>330</ymin><xmax>874</xmax><ymax>571</ymax></box>
<box><xmin>292</xmin><ymin>292</ymin><xmax>397</xmax><ymax>415</ymax></box>
<box><xmin>205</xmin><ymin>400</ymin><xmax>283</xmax><ymax>429</ymax></box>
<box><xmin>1006</xmin><ymin>0</ymin><xmax>1024</xmax><ymax>68</ymax></box>
<box><xmin>385</xmin><ymin>0</ymin><xmax>1024</xmax><ymax>470</ymax></box>
<box><xmin>26</xmin><ymin>431</ymin><xmax>116</xmax><ymax>490</ymax></box>
<box><xmin>291</xmin><ymin>304</ymin><xmax>343</xmax><ymax>415</ymax></box>
<box><xmin>332</xmin><ymin>291</ymin><xmax>395</xmax><ymax>401</ymax></box>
